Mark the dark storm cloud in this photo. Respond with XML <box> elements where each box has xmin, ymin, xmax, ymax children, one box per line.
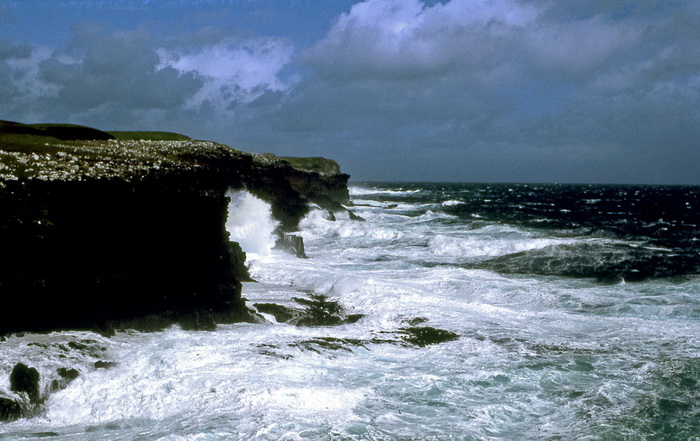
<box><xmin>38</xmin><ymin>25</ymin><xmax>202</xmax><ymax>111</ymax></box>
<box><xmin>0</xmin><ymin>40</ymin><xmax>31</xmax><ymax>104</ymax></box>
<box><xmin>0</xmin><ymin>40</ymin><xmax>30</xmax><ymax>59</ymax></box>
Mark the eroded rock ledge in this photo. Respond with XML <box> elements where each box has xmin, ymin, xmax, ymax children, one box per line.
<box><xmin>0</xmin><ymin>120</ymin><xmax>351</xmax><ymax>335</ymax></box>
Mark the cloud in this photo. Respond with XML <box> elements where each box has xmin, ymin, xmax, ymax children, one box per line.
<box><xmin>157</xmin><ymin>36</ymin><xmax>296</xmax><ymax>111</ymax></box>
<box><xmin>303</xmin><ymin>0</ymin><xmax>539</xmax><ymax>82</ymax></box>
<box><xmin>303</xmin><ymin>0</ymin><xmax>649</xmax><ymax>86</ymax></box>
<box><xmin>0</xmin><ymin>40</ymin><xmax>30</xmax><ymax>101</ymax></box>
<box><xmin>0</xmin><ymin>21</ymin><xmax>296</xmax><ymax>131</ymax></box>
<box><xmin>35</xmin><ymin>26</ymin><xmax>202</xmax><ymax>112</ymax></box>
<box><xmin>233</xmin><ymin>0</ymin><xmax>694</xmax><ymax>184</ymax></box>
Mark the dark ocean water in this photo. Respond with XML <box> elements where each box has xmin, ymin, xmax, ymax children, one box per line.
<box><xmin>2</xmin><ymin>183</ymin><xmax>700</xmax><ymax>440</ymax></box>
<box><xmin>360</xmin><ymin>182</ymin><xmax>700</xmax><ymax>282</ymax></box>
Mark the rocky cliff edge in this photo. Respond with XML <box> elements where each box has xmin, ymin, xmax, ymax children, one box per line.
<box><xmin>0</xmin><ymin>120</ymin><xmax>352</xmax><ymax>335</ymax></box>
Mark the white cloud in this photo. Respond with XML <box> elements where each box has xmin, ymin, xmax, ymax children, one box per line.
<box><xmin>304</xmin><ymin>0</ymin><xmax>539</xmax><ymax>80</ymax></box>
<box><xmin>304</xmin><ymin>0</ymin><xmax>647</xmax><ymax>86</ymax></box>
<box><xmin>157</xmin><ymin>37</ymin><xmax>296</xmax><ymax>111</ymax></box>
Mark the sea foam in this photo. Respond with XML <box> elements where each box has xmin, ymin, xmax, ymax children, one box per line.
<box><xmin>226</xmin><ymin>190</ymin><xmax>279</xmax><ymax>255</ymax></box>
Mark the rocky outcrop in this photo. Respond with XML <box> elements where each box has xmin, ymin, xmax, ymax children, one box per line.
<box><xmin>0</xmin><ymin>120</ymin><xmax>352</xmax><ymax>335</ymax></box>
<box><xmin>244</xmin><ymin>153</ymin><xmax>351</xmax><ymax>231</ymax></box>
<box><xmin>275</xmin><ymin>234</ymin><xmax>307</xmax><ymax>258</ymax></box>
<box><xmin>254</xmin><ymin>294</ymin><xmax>364</xmax><ymax>327</ymax></box>
<box><xmin>0</xmin><ymin>363</ymin><xmax>42</xmax><ymax>422</ymax></box>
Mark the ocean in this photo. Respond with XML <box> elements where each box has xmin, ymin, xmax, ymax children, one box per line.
<box><xmin>2</xmin><ymin>182</ymin><xmax>700</xmax><ymax>440</ymax></box>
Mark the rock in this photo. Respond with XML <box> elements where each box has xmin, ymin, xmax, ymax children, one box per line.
<box><xmin>0</xmin><ymin>120</ymin><xmax>353</xmax><ymax>335</ymax></box>
<box><xmin>275</xmin><ymin>234</ymin><xmax>307</xmax><ymax>258</ymax></box>
<box><xmin>0</xmin><ymin>174</ymin><xmax>244</xmax><ymax>334</ymax></box>
<box><xmin>253</xmin><ymin>303</ymin><xmax>297</xmax><ymax>323</ymax></box>
<box><xmin>10</xmin><ymin>363</ymin><xmax>41</xmax><ymax>403</ymax></box>
<box><xmin>50</xmin><ymin>367</ymin><xmax>80</xmax><ymax>392</ymax></box>
<box><xmin>290</xmin><ymin>294</ymin><xmax>364</xmax><ymax>327</ymax></box>
<box><xmin>280</xmin><ymin>157</ymin><xmax>341</xmax><ymax>176</ymax></box>
<box><xmin>57</xmin><ymin>367</ymin><xmax>79</xmax><ymax>381</ymax></box>
<box><xmin>0</xmin><ymin>394</ymin><xmax>23</xmax><ymax>422</ymax></box>
<box><xmin>254</xmin><ymin>295</ymin><xmax>364</xmax><ymax>327</ymax></box>
<box><xmin>227</xmin><ymin>241</ymin><xmax>253</xmax><ymax>282</ymax></box>
<box><xmin>399</xmin><ymin>326</ymin><xmax>460</xmax><ymax>347</ymax></box>
<box><xmin>247</xmin><ymin>152</ymin><xmax>351</xmax><ymax>232</ymax></box>
<box><xmin>94</xmin><ymin>360</ymin><xmax>117</xmax><ymax>369</ymax></box>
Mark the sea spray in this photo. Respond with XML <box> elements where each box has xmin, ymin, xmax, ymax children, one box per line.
<box><xmin>226</xmin><ymin>190</ymin><xmax>279</xmax><ymax>255</ymax></box>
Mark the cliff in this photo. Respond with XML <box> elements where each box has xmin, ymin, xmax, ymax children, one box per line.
<box><xmin>0</xmin><ymin>120</ymin><xmax>351</xmax><ymax>335</ymax></box>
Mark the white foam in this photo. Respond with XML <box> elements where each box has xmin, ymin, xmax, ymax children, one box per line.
<box><xmin>349</xmin><ymin>186</ymin><xmax>421</xmax><ymax>197</ymax></box>
<box><xmin>442</xmin><ymin>199</ymin><xmax>465</xmax><ymax>206</ymax></box>
<box><xmin>239</xmin><ymin>386</ymin><xmax>368</xmax><ymax>417</ymax></box>
<box><xmin>298</xmin><ymin>208</ymin><xmax>404</xmax><ymax>242</ymax></box>
<box><xmin>428</xmin><ymin>233</ymin><xmax>574</xmax><ymax>258</ymax></box>
<box><xmin>226</xmin><ymin>190</ymin><xmax>279</xmax><ymax>255</ymax></box>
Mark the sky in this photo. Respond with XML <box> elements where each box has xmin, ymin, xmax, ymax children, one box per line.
<box><xmin>1</xmin><ymin>0</ymin><xmax>699</xmax><ymax>184</ymax></box>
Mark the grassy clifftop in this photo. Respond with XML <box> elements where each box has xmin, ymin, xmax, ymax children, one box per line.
<box><xmin>0</xmin><ymin>120</ymin><xmax>114</xmax><ymax>149</ymax></box>
<box><xmin>0</xmin><ymin>120</ymin><xmax>346</xmax><ymax>184</ymax></box>
<box><xmin>0</xmin><ymin>120</ymin><xmax>191</xmax><ymax>150</ymax></box>
<box><xmin>0</xmin><ymin>120</ymin><xmax>247</xmax><ymax>183</ymax></box>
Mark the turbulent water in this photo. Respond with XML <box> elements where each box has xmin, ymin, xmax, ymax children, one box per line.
<box><xmin>2</xmin><ymin>182</ymin><xmax>700</xmax><ymax>440</ymax></box>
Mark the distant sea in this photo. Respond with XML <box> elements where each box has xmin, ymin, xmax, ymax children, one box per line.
<box><xmin>2</xmin><ymin>182</ymin><xmax>700</xmax><ymax>440</ymax></box>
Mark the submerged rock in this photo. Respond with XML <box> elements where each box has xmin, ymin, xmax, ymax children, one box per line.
<box><xmin>253</xmin><ymin>295</ymin><xmax>364</xmax><ymax>327</ymax></box>
<box><xmin>290</xmin><ymin>294</ymin><xmax>358</xmax><ymax>327</ymax></box>
<box><xmin>399</xmin><ymin>326</ymin><xmax>460</xmax><ymax>347</ymax></box>
<box><xmin>253</xmin><ymin>303</ymin><xmax>297</xmax><ymax>323</ymax></box>
<box><xmin>94</xmin><ymin>360</ymin><xmax>117</xmax><ymax>369</ymax></box>
<box><xmin>291</xmin><ymin>337</ymin><xmax>369</xmax><ymax>354</ymax></box>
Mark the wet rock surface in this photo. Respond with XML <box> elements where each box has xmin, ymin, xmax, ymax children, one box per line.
<box><xmin>0</xmin><ymin>395</ymin><xmax>22</xmax><ymax>423</ymax></box>
<box><xmin>275</xmin><ymin>234</ymin><xmax>308</xmax><ymax>258</ymax></box>
<box><xmin>254</xmin><ymin>294</ymin><xmax>364</xmax><ymax>327</ymax></box>
<box><xmin>252</xmin><ymin>295</ymin><xmax>460</xmax><ymax>358</ymax></box>
<box><xmin>9</xmin><ymin>363</ymin><xmax>41</xmax><ymax>403</ymax></box>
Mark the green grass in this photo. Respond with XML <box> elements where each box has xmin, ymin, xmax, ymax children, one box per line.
<box><xmin>28</xmin><ymin>123</ymin><xmax>114</xmax><ymax>141</ymax></box>
<box><xmin>108</xmin><ymin>131</ymin><xmax>191</xmax><ymax>141</ymax></box>
<box><xmin>0</xmin><ymin>133</ymin><xmax>66</xmax><ymax>153</ymax></box>
<box><xmin>0</xmin><ymin>121</ymin><xmax>194</xmax><ymax>153</ymax></box>
<box><xmin>0</xmin><ymin>121</ymin><xmax>115</xmax><ymax>152</ymax></box>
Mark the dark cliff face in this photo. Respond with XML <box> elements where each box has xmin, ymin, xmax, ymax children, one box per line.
<box><xmin>0</xmin><ymin>122</ymin><xmax>351</xmax><ymax>335</ymax></box>
<box><xmin>0</xmin><ymin>172</ymin><xmax>247</xmax><ymax>334</ymax></box>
